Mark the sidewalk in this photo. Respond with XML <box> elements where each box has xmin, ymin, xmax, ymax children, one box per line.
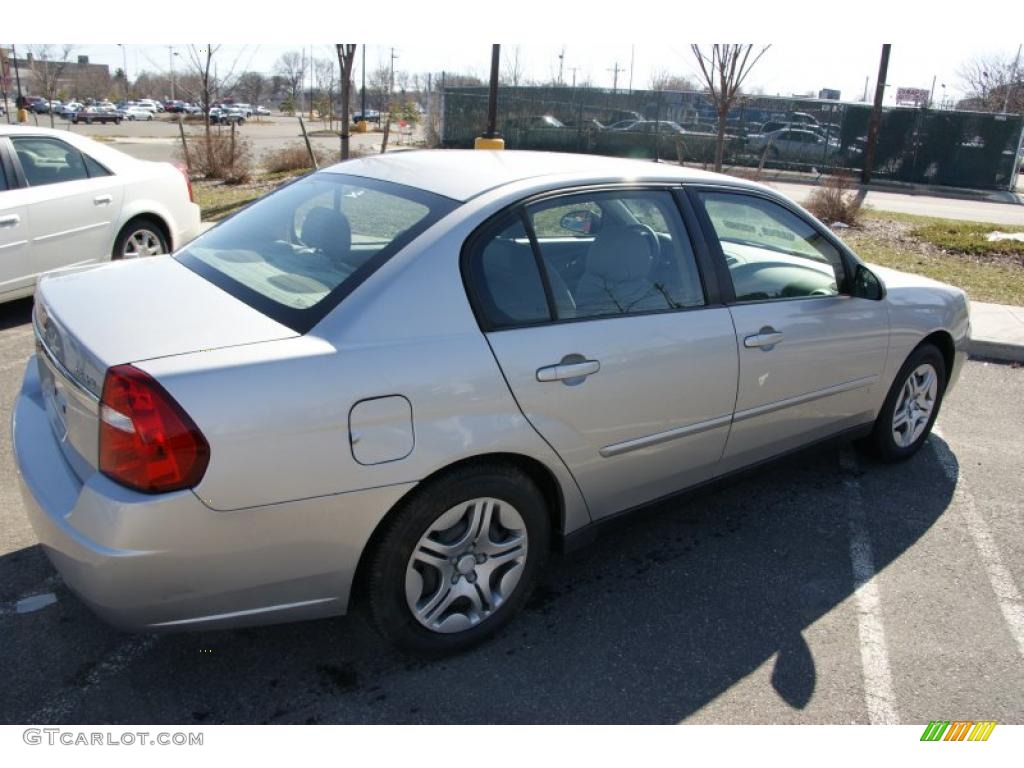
<box><xmin>968</xmin><ymin>302</ymin><xmax>1024</xmax><ymax>363</ymax></box>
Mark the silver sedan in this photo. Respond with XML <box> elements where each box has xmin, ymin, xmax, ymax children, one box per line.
<box><xmin>13</xmin><ymin>151</ymin><xmax>969</xmax><ymax>654</ymax></box>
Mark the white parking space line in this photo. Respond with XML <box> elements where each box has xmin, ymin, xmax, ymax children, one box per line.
<box><xmin>839</xmin><ymin>447</ymin><xmax>899</xmax><ymax>725</ymax></box>
<box><xmin>30</xmin><ymin>635</ymin><xmax>161</xmax><ymax>724</ymax></box>
<box><xmin>932</xmin><ymin>427</ymin><xmax>1024</xmax><ymax>659</ymax></box>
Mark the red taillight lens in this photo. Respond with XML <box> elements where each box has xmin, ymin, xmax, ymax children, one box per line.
<box><xmin>174</xmin><ymin>162</ymin><xmax>194</xmax><ymax>203</ymax></box>
<box><xmin>99</xmin><ymin>365</ymin><xmax>209</xmax><ymax>493</ymax></box>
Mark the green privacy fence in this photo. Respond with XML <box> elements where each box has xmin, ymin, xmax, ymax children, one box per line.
<box><xmin>440</xmin><ymin>86</ymin><xmax>1024</xmax><ymax>191</ymax></box>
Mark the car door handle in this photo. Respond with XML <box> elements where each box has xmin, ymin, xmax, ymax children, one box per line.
<box><xmin>93</xmin><ymin>194</ymin><xmax>113</xmax><ymax>206</ymax></box>
<box><xmin>0</xmin><ymin>214</ymin><xmax>20</xmax><ymax>228</ymax></box>
<box><xmin>536</xmin><ymin>359</ymin><xmax>600</xmax><ymax>383</ymax></box>
<box><xmin>744</xmin><ymin>329</ymin><xmax>785</xmax><ymax>348</ymax></box>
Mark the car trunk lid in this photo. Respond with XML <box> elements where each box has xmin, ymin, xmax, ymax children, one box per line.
<box><xmin>33</xmin><ymin>256</ymin><xmax>298</xmax><ymax>482</ymax></box>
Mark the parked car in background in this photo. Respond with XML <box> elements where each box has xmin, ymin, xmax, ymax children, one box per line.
<box><xmin>209</xmin><ymin>106</ymin><xmax>245</xmax><ymax>125</ymax></box>
<box><xmin>135</xmin><ymin>99</ymin><xmax>164</xmax><ymax>113</ymax></box>
<box><xmin>57</xmin><ymin>102</ymin><xmax>83</xmax><ymax>119</ymax></box>
<box><xmin>351</xmin><ymin>109</ymin><xmax>381</xmax><ymax>124</ymax></box>
<box><xmin>230</xmin><ymin>103</ymin><xmax>254</xmax><ymax>117</ymax></box>
<box><xmin>254</xmin><ymin>105</ymin><xmax>272</xmax><ymax>116</ymax></box>
<box><xmin>71</xmin><ymin>106</ymin><xmax>122</xmax><ymax>125</ymax></box>
<box><xmin>11</xmin><ymin>150</ymin><xmax>968</xmax><ymax>655</ymax></box>
<box><xmin>122</xmin><ymin>105</ymin><xmax>155</xmax><ymax>121</ymax></box>
<box><xmin>26</xmin><ymin>97</ymin><xmax>49</xmax><ymax>114</ymax></box>
<box><xmin>0</xmin><ymin>124</ymin><xmax>200</xmax><ymax>302</ymax></box>
<box><xmin>608</xmin><ymin>119</ymin><xmax>687</xmax><ymax>135</ymax></box>
<box><xmin>747</xmin><ymin>127</ymin><xmax>838</xmax><ymax>162</ymax></box>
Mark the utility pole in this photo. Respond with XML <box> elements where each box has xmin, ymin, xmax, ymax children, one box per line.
<box><xmin>569</xmin><ymin>66</ymin><xmax>578</xmax><ymax>90</ymax></box>
<box><xmin>360</xmin><ymin>45</ymin><xmax>366</xmax><ymax>120</ymax></box>
<box><xmin>861</xmin><ymin>43</ymin><xmax>891</xmax><ymax>185</ymax></box>
<box><xmin>608</xmin><ymin>61</ymin><xmax>623</xmax><ymax>95</ymax></box>
<box><xmin>475</xmin><ymin>44</ymin><xmax>503</xmax><ymax>149</ymax></box>
<box><xmin>1003</xmin><ymin>43</ymin><xmax>1022</xmax><ymax>113</ymax></box>
<box><xmin>169</xmin><ymin>46</ymin><xmax>176</xmax><ymax>100</ymax></box>
<box><xmin>862</xmin><ymin>76</ymin><xmax>869</xmax><ymax>102</ymax></box>
<box><xmin>628</xmin><ymin>45</ymin><xmax>635</xmax><ymax>94</ymax></box>
<box><xmin>309</xmin><ymin>44</ymin><xmax>315</xmax><ymax>121</ymax></box>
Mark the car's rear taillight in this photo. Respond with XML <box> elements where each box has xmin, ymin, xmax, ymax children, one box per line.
<box><xmin>99</xmin><ymin>364</ymin><xmax>209</xmax><ymax>493</ymax></box>
<box><xmin>174</xmin><ymin>162</ymin><xmax>194</xmax><ymax>203</ymax></box>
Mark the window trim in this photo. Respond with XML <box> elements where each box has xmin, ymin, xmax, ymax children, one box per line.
<box><xmin>685</xmin><ymin>184</ymin><xmax>864</xmax><ymax>306</ymax></box>
<box><xmin>460</xmin><ymin>183</ymin><xmax>719</xmax><ymax>333</ymax></box>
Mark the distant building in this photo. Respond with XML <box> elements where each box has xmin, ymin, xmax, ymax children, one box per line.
<box><xmin>0</xmin><ymin>47</ymin><xmax>111</xmax><ymax>99</ymax></box>
<box><xmin>818</xmin><ymin>88</ymin><xmax>841</xmax><ymax>101</ymax></box>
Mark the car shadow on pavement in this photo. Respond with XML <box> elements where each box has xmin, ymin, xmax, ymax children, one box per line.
<box><xmin>0</xmin><ymin>436</ymin><xmax>956</xmax><ymax>725</ymax></box>
<box><xmin>0</xmin><ymin>297</ymin><xmax>33</xmax><ymax>332</ymax></box>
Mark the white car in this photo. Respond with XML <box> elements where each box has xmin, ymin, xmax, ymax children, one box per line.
<box><xmin>0</xmin><ymin>125</ymin><xmax>201</xmax><ymax>303</ymax></box>
<box><xmin>123</xmin><ymin>106</ymin><xmax>155</xmax><ymax>121</ymax></box>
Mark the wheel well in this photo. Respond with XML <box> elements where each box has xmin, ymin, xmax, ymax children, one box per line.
<box><xmin>919</xmin><ymin>330</ymin><xmax>955</xmax><ymax>378</ymax></box>
<box><xmin>116</xmin><ymin>214</ymin><xmax>172</xmax><ymax>253</ymax></box>
<box><xmin>349</xmin><ymin>453</ymin><xmax>566</xmax><ymax>611</ymax></box>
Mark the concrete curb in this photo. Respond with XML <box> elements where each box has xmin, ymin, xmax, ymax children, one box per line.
<box><xmin>966</xmin><ymin>339</ymin><xmax>1024</xmax><ymax>363</ymax></box>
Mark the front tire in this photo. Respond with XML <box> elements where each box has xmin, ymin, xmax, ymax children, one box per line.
<box><xmin>364</xmin><ymin>464</ymin><xmax>550</xmax><ymax>655</ymax></box>
<box><xmin>864</xmin><ymin>343</ymin><xmax>946</xmax><ymax>461</ymax></box>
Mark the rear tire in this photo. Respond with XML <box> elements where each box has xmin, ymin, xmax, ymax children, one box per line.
<box><xmin>364</xmin><ymin>463</ymin><xmax>550</xmax><ymax>655</ymax></box>
<box><xmin>862</xmin><ymin>343</ymin><xmax>946</xmax><ymax>462</ymax></box>
<box><xmin>112</xmin><ymin>218</ymin><xmax>169</xmax><ymax>260</ymax></box>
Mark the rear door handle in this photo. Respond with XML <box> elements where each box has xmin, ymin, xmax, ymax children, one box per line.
<box><xmin>744</xmin><ymin>329</ymin><xmax>784</xmax><ymax>348</ymax></box>
<box><xmin>536</xmin><ymin>359</ymin><xmax>600</xmax><ymax>383</ymax></box>
<box><xmin>0</xmin><ymin>214</ymin><xmax>20</xmax><ymax>228</ymax></box>
<box><xmin>93</xmin><ymin>194</ymin><xmax>113</xmax><ymax>206</ymax></box>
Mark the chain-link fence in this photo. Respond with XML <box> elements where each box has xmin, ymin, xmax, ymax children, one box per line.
<box><xmin>441</xmin><ymin>86</ymin><xmax>1024</xmax><ymax>191</ymax></box>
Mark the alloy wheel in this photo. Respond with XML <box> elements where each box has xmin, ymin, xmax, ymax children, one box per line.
<box><xmin>122</xmin><ymin>229</ymin><xmax>166</xmax><ymax>259</ymax></box>
<box><xmin>891</xmin><ymin>363</ymin><xmax>938</xmax><ymax>447</ymax></box>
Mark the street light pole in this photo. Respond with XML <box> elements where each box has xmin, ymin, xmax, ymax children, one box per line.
<box><xmin>118</xmin><ymin>44</ymin><xmax>129</xmax><ymax>99</ymax></box>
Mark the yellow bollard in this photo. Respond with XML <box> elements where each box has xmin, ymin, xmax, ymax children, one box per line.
<box><xmin>17</xmin><ymin>107</ymin><xmax>29</xmax><ymax>124</ymax></box>
<box><xmin>356</xmin><ymin>120</ymin><xmax>369</xmax><ymax>133</ymax></box>
<box><xmin>474</xmin><ymin>136</ymin><xmax>505</xmax><ymax>150</ymax></box>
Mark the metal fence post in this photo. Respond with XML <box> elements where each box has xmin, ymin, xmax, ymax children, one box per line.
<box><xmin>298</xmin><ymin>115</ymin><xmax>318</xmax><ymax>169</ymax></box>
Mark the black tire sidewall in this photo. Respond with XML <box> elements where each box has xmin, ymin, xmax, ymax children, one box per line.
<box><xmin>873</xmin><ymin>344</ymin><xmax>947</xmax><ymax>461</ymax></box>
<box><xmin>366</xmin><ymin>465</ymin><xmax>550</xmax><ymax>655</ymax></box>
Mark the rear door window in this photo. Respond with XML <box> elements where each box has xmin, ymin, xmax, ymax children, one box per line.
<box><xmin>10</xmin><ymin>136</ymin><xmax>90</xmax><ymax>187</ymax></box>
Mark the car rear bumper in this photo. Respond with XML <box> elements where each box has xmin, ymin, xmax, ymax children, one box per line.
<box><xmin>173</xmin><ymin>202</ymin><xmax>202</xmax><ymax>250</ymax></box>
<box><xmin>12</xmin><ymin>357</ymin><xmax>414</xmax><ymax>632</ymax></box>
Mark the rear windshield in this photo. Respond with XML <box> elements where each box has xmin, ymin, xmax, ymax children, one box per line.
<box><xmin>177</xmin><ymin>173</ymin><xmax>457</xmax><ymax>333</ymax></box>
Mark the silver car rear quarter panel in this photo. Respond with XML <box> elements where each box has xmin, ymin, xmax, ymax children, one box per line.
<box><xmin>14</xmin><ymin>359</ymin><xmax>415</xmax><ymax>629</ymax></box>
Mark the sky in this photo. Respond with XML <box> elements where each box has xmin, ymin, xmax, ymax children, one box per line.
<box><xmin>27</xmin><ymin>42</ymin><xmax>1021</xmax><ymax>106</ymax></box>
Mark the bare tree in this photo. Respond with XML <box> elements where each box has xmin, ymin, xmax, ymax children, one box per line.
<box><xmin>312</xmin><ymin>57</ymin><xmax>336</xmax><ymax>128</ymax></box>
<box><xmin>179</xmin><ymin>45</ymin><xmax>245</xmax><ymax>170</ymax></box>
<box><xmin>690</xmin><ymin>44</ymin><xmax>770</xmax><ymax>172</ymax></box>
<box><xmin>957</xmin><ymin>52</ymin><xmax>1023</xmax><ymax>113</ymax></box>
<box><xmin>648</xmin><ymin>70</ymin><xmax>695</xmax><ymax>93</ymax></box>
<box><xmin>30</xmin><ymin>45</ymin><xmax>74</xmax><ymax>127</ymax></box>
<box><xmin>275</xmin><ymin>51</ymin><xmax>307</xmax><ymax>112</ymax></box>
<box><xmin>335</xmin><ymin>45</ymin><xmax>357</xmax><ymax>159</ymax></box>
<box><xmin>502</xmin><ymin>45</ymin><xmax>523</xmax><ymax>88</ymax></box>
<box><xmin>236</xmin><ymin>71</ymin><xmax>268</xmax><ymax>109</ymax></box>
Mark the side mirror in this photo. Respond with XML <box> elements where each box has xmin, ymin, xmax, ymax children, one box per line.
<box><xmin>559</xmin><ymin>209</ymin><xmax>601</xmax><ymax>236</ymax></box>
<box><xmin>852</xmin><ymin>263</ymin><xmax>884</xmax><ymax>300</ymax></box>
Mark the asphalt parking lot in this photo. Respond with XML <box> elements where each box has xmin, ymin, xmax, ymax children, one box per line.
<box><xmin>0</xmin><ymin>294</ymin><xmax>1021</xmax><ymax>724</ymax></box>
<box><xmin>16</xmin><ymin>112</ymin><xmax>418</xmax><ymax>166</ymax></box>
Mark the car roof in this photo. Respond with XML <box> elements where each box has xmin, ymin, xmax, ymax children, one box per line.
<box><xmin>325</xmin><ymin>149</ymin><xmax>766</xmax><ymax>202</ymax></box>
